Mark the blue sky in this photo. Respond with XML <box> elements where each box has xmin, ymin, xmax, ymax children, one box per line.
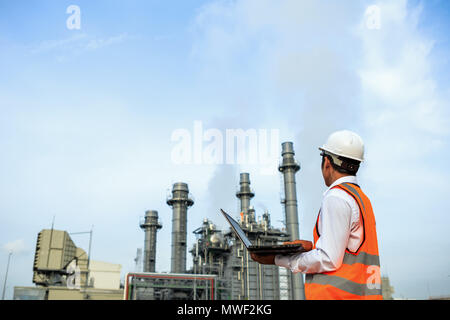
<box><xmin>1</xmin><ymin>0</ymin><xmax>449</xmax><ymax>300</ymax></box>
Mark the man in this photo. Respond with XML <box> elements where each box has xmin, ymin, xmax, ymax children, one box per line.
<box><xmin>251</xmin><ymin>130</ymin><xmax>382</xmax><ymax>300</ymax></box>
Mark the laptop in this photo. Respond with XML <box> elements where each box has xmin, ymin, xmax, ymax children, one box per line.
<box><xmin>220</xmin><ymin>209</ymin><xmax>306</xmax><ymax>255</ymax></box>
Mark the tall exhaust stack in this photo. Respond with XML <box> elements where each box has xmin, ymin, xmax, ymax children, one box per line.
<box><xmin>236</xmin><ymin>172</ymin><xmax>255</xmax><ymax>215</ymax></box>
<box><xmin>279</xmin><ymin>141</ymin><xmax>305</xmax><ymax>300</ymax></box>
<box><xmin>140</xmin><ymin>210</ymin><xmax>162</xmax><ymax>272</ymax></box>
<box><xmin>167</xmin><ymin>182</ymin><xmax>194</xmax><ymax>274</ymax></box>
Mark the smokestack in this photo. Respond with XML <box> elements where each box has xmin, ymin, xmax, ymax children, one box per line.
<box><xmin>236</xmin><ymin>173</ymin><xmax>255</xmax><ymax>215</ymax></box>
<box><xmin>167</xmin><ymin>182</ymin><xmax>194</xmax><ymax>274</ymax></box>
<box><xmin>140</xmin><ymin>210</ymin><xmax>162</xmax><ymax>272</ymax></box>
<box><xmin>279</xmin><ymin>141</ymin><xmax>305</xmax><ymax>300</ymax></box>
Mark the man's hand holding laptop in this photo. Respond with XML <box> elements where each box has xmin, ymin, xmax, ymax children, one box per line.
<box><xmin>250</xmin><ymin>240</ymin><xmax>313</xmax><ymax>265</ymax></box>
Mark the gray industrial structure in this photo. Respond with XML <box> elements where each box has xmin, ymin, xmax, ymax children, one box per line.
<box><xmin>130</xmin><ymin>141</ymin><xmax>305</xmax><ymax>300</ymax></box>
<box><xmin>140</xmin><ymin>210</ymin><xmax>162</xmax><ymax>272</ymax></box>
<box><xmin>167</xmin><ymin>182</ymin><xmax>194</xmax><ymax>274</ymax></box>
<box><xmin>278</xmin><ymin>141</ymin><xmax>305</xmax><ymax>300</ymax></box>
<box><xmin>32</xmin><ymin>229</ymin><xmax>89</xmax><ymax>287</ymax></box>
<box><xmin>236</xmin><ymin>172</ymin><xmax>254</xmax><ymax>214</ymax></box>
<box><xmin>17</xmin><ymin>229</ymin><xmax>123</xmax><ymax>300</ymax></box>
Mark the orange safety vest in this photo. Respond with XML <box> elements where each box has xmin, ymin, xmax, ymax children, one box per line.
<box><xmin>305</xmin><ymin>182</ymin><xmax>383</xmax><ymax>300</ymax></box>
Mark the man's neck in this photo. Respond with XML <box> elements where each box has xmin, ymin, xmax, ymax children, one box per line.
<box><xmin>329</xmin><ymin>173</ymin><xmax>352</xmax><ymax>186</ymax></box>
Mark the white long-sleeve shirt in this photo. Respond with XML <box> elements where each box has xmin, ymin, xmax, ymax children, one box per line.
<box><xmin>275</xmin><ymin>176</ymin><xmax>363</xmax><ymax>274</ymax></box>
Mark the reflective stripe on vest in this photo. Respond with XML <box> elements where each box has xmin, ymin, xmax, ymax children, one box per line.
<box><xmin>306</xmin><ymin>273</ymin><xmax>382</xmax><ymax>297</ymax></box>
<box><xmin>343</xmin><ymin>251</ymin><xmax>380</xmax><ymax>266</ymax></box>
<box><xmin>305</xmin><ymin>182</ymin><xmax>382</xmax><ymax>300</ymax></box>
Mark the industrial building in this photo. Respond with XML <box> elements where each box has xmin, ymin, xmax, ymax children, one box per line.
<box><xmin>126</xmin><ymin>141</ymin><xmax>305</xmax><ymax>300</ymax></box>
<box><xmin>15</xmin><ymin>141</ymin><xmax>305</xmax><ymax>300</ymax></box>
<box><xmin>14</xmin><ymin>229</ymin><xmax>123</xmax><ymax>300</ymax></box>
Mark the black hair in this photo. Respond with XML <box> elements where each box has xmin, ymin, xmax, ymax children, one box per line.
<box><xmin>321</xmin><ymin>153</ymin><xmax>360</xmax><ymax>176</ymax></box>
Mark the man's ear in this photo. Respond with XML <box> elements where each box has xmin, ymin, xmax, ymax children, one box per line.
<box><xmin>324</xmin><ymin>156</ymin><xmax>331</xmax><ymax>169</ymax></box>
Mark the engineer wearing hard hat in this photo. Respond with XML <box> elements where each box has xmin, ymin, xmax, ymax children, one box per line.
<box><xmin>250</xmin><ymin>130</ymin><xmax>382</xmax><ymax>300</ymax></box>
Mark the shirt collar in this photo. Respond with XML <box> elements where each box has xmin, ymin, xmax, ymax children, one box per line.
<box><xmin>323</xmin><ymin>175</ymin><xmax>358</xmax><ymax>196</ymax></box>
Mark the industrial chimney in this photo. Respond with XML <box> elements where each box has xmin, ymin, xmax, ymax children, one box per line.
<box><xmin>140</xmin><ymin>210</ymin><xmax>162</xmax><ymax>272</ymax></box>
<box><xmin>236</xmin><ymin>173</ymin><xmax>254</xmax><ymax>215</ymax></box>
<box><xmin>167</xmin><ymin>182</ymin><xmax>194</xmax><ymax>274</ymax></box>
<box><xmin>279</xmin><ymin>141</ymin><xmax>305</xmax><ymax>300</ymax></box>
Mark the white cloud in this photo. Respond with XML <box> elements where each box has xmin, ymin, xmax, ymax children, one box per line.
<box><xmin>2</xmin><ymin>239</ymin><xmax>27</xmax><ymax>254</ymax></box>
<box><xmin>30</xmin><ymin>33</ymin><xmax>130</xmax><ymax>61</ymax></box>
<box><xmin>357</xmin><ymin>1</ymin><xmax>449</xmax><ymax>188</ymax></box>
<box><xmin>84</xmin><ymin>33</ymin><xmax>129</xmax><ymax>51</ymax></box>
<box><xmin>30</xmin><ymin>33</ymin><xmax>89</xmax><ymax>54</ymax></box>
<box><xmin>358</xmin><ymin>4</ymin><xmax>448</xmax><ymax>137</ymax></box>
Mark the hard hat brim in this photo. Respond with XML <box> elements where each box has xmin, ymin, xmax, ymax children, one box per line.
<box><xmin>318</xmin><ymin>147</ymin><xmax>364</xmax><ymax>162</ymax></box>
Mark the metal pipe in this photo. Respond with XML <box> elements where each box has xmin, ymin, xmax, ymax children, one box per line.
<box><xmin>86</xmin><ymin>226</ymin><xmax>93</xmax><ymax>288</ymax></box>
<box><xmin>279</xmin><ymin>141</ymin><xmax>305</xmax><ymax>300</ymax></box>
<box><xmin>167</xmin><ymin>182</ymin><xmax>194</xmax><ymax>274</ymax></box>
<box><xmin>2</xmin><ymin>252</ymin><xmax>12</xmax><ymax>300</ymax></box>
<box><xmin>246</xmin><ymin>249</ymin><xmax>250</xmax><ymax>299</ymax></box>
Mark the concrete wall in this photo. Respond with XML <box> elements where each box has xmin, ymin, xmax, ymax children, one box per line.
<box><xmin>14</xmin><ymin>286</ymin><xmax>124</xmax><ymax>300</ymax></box>
<box><xmin>88</xmin><ymin>260</ymin><xmax>122</xmax><ymax>290</ymax></box>
<box><xmin>47</xmin><ymin>287</ymin><xmax>123</xmax><ymax>300</ymax></box>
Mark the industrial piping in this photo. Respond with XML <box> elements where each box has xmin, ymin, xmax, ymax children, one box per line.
<box><xmin>279</xmin><ymin>141</ymin><xmax>305</xmax><ymax>300</ymax></box>
<box><xmin>167</xmin><ymin>182</ymin><xmax>194</xmax><ymax>274</ymax></box>
<box><xmin>140</xmin><ymin>210</ymin><xmax>162</xmax><ymax>272</ymax></box>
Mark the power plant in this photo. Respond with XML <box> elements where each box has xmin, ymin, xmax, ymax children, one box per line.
<box><xmin>125</xmin><ymin>141</ymin><xmax>304</xmax><ymax>300</ymax></box>
<box><xmin>14</xmin><ymin>141</ymin><xmax>306</xmax><ymax>300</ymax></box>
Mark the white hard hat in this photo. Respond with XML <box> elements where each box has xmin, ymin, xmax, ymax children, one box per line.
<box><xmin>319</xmin><ymin>130</ymin><xmax>364</xmax><ymax>162</ymax></box>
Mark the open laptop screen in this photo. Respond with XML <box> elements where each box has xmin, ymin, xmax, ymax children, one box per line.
<box><xmin>221</xmin><ymin>209</ymin><xmax>252</xmax><ymax>248</ymax></box>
